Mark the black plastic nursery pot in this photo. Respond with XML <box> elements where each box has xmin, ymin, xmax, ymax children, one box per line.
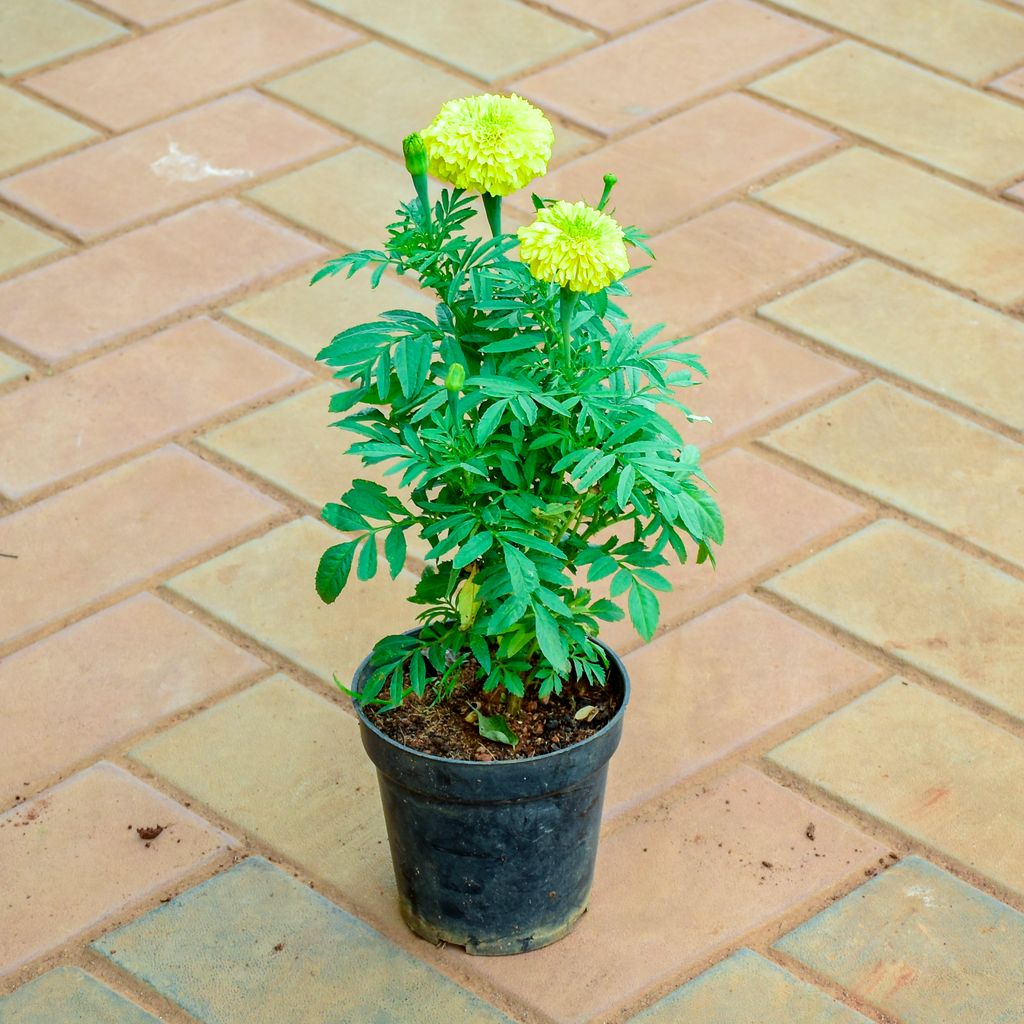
<box><xmin>352</xmin><ymin>636</ymin><xmax>630</xmax><ymax>956</ymax></box>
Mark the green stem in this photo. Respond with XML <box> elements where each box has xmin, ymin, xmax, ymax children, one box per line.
<box><xmin>559</xmin><ymin>286</ymin><xmax>580</xmax><ymax>368</ymax></box>
<box><xmin>412</xmin><ymin>173</ymin><xmax>431</xmax><ymax>229</ymax></box>
<box><xmin>482</xmin><ymin>192</ymin><xmax>502</xmax><ymax>237</ymax></box>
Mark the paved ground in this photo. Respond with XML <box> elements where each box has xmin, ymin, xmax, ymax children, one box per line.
<box><xmin>1</xmin><ymin>0</ymin><xmax>1023</xmax><ymax>1021</ymax></box>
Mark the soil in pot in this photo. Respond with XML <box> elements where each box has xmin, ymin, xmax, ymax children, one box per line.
<box><xmin>365</xmin><ymin>661</ymin><xmax>620</xmax><ymax>760</ymax></box>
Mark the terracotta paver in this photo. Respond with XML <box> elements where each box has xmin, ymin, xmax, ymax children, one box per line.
<box><xmin>766</xmin><ymin>521</ymin><xmax>1024</xmax><ymax>720</ymax></box>
<box><xmin>0</xmin><ymin>85</ymin><xmax>95</xmax><ymax>176</ymax></box>
<box><xmin>775</xmin><ymin>857</ymin><xmax>1024</xmax><ymax>1023</ymax></box>
<box><xmin>0</xmin><ymin>351</ymin><xmax>28</xmax><ymax>386</ymax></box>
<box><xmin>627</xmin><ymin>202</ymin><xmax>846</xmax><ymax>335</ymax></box>
<box><xmin>0</xmin><ymin>762</ymin><xmax>234</xmax><ymax>975</ymax></box>
<box><xmin>0</xmin><ymin>209</ymin><xmax>62</xmax><ymax>275</ymax></box>
<box><xmin>673</xmin><ymin>318</ymin><xmax>857</xmax><ymax>451</ymax></box>
<box><xmin>129</xmin><ymin>674</ymin><xmax>396</xmax><ymax>925</ymax></box>
<box><xmin>0</xmin><ymin>200</ymin><xmax>323</xmax><ymax>363</ymax></box>
<box><xmin>91</xmin><ymin>0</ymin><xmax>220</xmax><ymax>25</ymax></box>
<box><xmin>607</xmin><ymin>595</ymin><xmax>879</xmax><ymax>817</ymax></box>
<box><xmin>541</xmin><ymin>0</ymin><xmax>687</xmax><ymax>33</ymax></box>
<box><xmin>752</xmin><ymin>41</ymin><xmax>1024</xmax><ymax>187</ymax></box>
<box><xmin>630</xmin><ymin>948</ymin><xmax>871</xmax><ymax>1023</ymax></box>
<box><xmin>316</xmin><ymin>0</ymin><xmax>595</xmax><ymax>81</ymax></box>
<box><xmin>518</xmin><ymin>93</ymin><xmax>838</xmax><ymax>234</ymax></box>
<box><xmin>0</xmin><ymin>318</ymin><xmax>307</xmax><ymax>498</ymax></box>
<box><xmin>453</xmin><ymin>766</ymin><xmax>884</xmax><ymax>1024</ymax></box>
<box><xmin>768</xmin><ymin>0</ymin><xmax>1024</xmax><ymax>81</ymax></box>
<box><xmin>266</xmin><ymin>42</ymin><xmax>468</xmax><ymax>156</ymax></box>
<box><xmin>2</xmin><ymin>0</ymin><xmax>1023</xmax><ymax>1014</ymax></box>
<box><xmin>0</xmin><ymin>446</ymin><xmax>282</xmax><ymax>648</ymax></box>
<box><xmin>25</xmin><ymin>0</ymin><xmax>360</xmax><ymax>131</ymax></box>
<box><xmin>165</xmin><ymin>517</ymin><xmax>418</xmax><ymax>686</ymax></box>
<box><xmin>226</xmin><ymin>269</ymin><xmax>434</xmax><ymax>362</ymax></box>
<box><xmin>0</xmin><ymin>91</ymin><xmax>343</xmax><ymax>240</ymax></box>
<box><xmin>771</xmin><ymin>679</ymin><xmax>1024</xmax><ymax>897</ymax></box>
<box><xmin>759</xmin><ymin>258</ymin><xmax>1024</xmax><ymax>430</ymax></box>
<box><xmin>600</xmin><ymin>448</ymin><xmax>866</xmax><ymax>651</ymax></box>
<box><xmin>765</xmin><ymin>381</ymin><xmax>1024</xmax><ymax>567</ymax></box>
<box><xmin>89</xmin><ymin>0</ymin><xmax>220</xmax><ymax>25</ymax></box>
<box><xmin>756</xmin><ymin>147</ymin><xmax>1024</xmax><ymax>306</ymax></box>
<box><xmin>0</xmin><ymin>0</ymin><xmax>125</xmax><ymax>76</ymax></box>
<box><xmin>0</xmin><ymin>968</ymin><xmax>161</xmax><ymax>1024</ymax></box>
<box><xmin>515</xmin><ymin>0</ymin><xmax>828</xmax><ymax>135</ymax></box>
<box><xmin>0</xmin><ymin>593</ymin><xmax>264</xmax><ymax>803</ymax></box>
<box><xmin>197</xmin><ymin>384</ymin><xmax>429</xmax><ymax>559</ymax></box>
<box><xmin>93</xmin><ymin>857</ymin><xmax>512</xmax><ymax>1022</ymax></box>
<box><xmin>247</xmin><ymin>147</ymin><xmax>411</xmax><ymax>250</ymax></box>
<box><xmin>992</xmin><ymin>65</ymin><xmax>1024</xmax><ymax>100</ymax></box>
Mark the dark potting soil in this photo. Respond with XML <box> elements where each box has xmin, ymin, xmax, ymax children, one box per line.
<box><xmin>365</xmin><ymin>663</ymin><xmax>621</xmax><ymax>761</ymax></box>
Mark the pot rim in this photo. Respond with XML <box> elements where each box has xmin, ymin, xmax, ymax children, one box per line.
<box><xmin>350</xmin><ymin>630</ymin><xmax>631</xmax><ymax>769</ymax></box>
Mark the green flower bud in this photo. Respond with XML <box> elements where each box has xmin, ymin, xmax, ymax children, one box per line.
<box><xmin>402</xmin><ymin>133</ymin><xmax>429</xmax><ymax>178</ymax></box>
<box><xmin>598</xmin><ymin>172</ymin><xmax>618</xmax><ymax>212</ymax></box>
<box><xmin>445</xmin><ymin>363</ymin><xmax>466</xmax><ymax>392</ymax></box>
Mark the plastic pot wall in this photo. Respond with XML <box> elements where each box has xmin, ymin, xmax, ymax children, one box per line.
<box><xmin>352</xmin><ymin>638</ymin><xmax>630</xmax><ymax>955</ymax></box>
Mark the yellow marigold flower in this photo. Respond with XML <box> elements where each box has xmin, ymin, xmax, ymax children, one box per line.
<box><xmin>517</xmin><ymin>200</ymin><xmax>630</xmax><ymax>294</ymax></box>
<box><xmin>421</xmin><ymin>93</ymin><xmax>553</xmax><ymax>198</ymax></box>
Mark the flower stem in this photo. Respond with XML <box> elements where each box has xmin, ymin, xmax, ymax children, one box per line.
<box><xmin>482</xmin><ymin>192</ymin><xmax>502</xmax><ymax>237</ymax></box>
<box><xmin>559</xmin><ymin>285</ymin><xmax>579</xmax><ymax>367</ymax></box>
<box><xmin>412</xmin><ymin>173</ymin><xmax>431</xmax><ymax>229</ymax></box>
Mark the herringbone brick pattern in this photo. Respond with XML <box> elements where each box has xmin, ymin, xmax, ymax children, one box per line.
<box><xmin>1</xmin><ymin>1</ymin><xmax>1022</xmax><ymax>1021</ymax></box>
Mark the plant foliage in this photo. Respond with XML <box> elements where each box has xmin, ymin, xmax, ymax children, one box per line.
<box><xmin>314</xmin><ymin>185</ymin><xmax>722</xmax><ymax>716</ymax></box>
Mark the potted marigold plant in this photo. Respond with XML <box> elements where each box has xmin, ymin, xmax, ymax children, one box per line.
<box><xmin>313</xmin><ymin>94</ymin><xmax>722</xmax><ymax>955</ymax></box>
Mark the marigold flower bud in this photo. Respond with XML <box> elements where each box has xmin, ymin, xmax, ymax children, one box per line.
<box><xmin>402</xmin><ymin>133</ymin><xmax>429</xmax><ymax>178</ymax></box>
<box><xmin>445</xmin><ymin>363</ymin><xmax>466</xmax><ymax>392</ymax></box>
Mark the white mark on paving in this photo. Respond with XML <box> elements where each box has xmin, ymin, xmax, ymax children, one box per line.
<box><xmin>904</xmin><ymin>885</ymin><xmax>935</xmax><ymax>906</ymax></box>
<box><xmin>150</xmin><ymin>141</ymin><xmax>253</xmax><ymax>183</ymax></box>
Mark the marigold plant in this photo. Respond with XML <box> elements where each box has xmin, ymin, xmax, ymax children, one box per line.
<box><xmin>313</xmin><ymin>95</ymin><xmax>722</xmax><ymax>741</ymax></box>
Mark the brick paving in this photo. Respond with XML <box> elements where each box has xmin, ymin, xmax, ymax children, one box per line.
<box><xmin>0</xmin><ymin>1</ymin><xmax>1022</xmax><ymax>1021</ymax></box>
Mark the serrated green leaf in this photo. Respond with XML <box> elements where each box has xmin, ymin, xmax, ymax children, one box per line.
<box><xmin>533</xmin><ymin>603</ymin><xmax>569</xmax><ymax>674</ymax></box>
<box><xmin>356</xmin><ymin>537</ymin><xmax>378</xmax><ymax>581</ymax></box>
<box><xmin>590</xmin><ymin>598</ymin><xmax>625</xmax><ymax>622</ymax></box>
<box><xmin>320</xmin><ymin>503</ymin><xmax>369</xmax><ymax>533</ymax></box>
<box><xmin>504</xmin><ymin>544</ymin><xmax>539</xmax><ymax>595</ymax></box>
<box><xmin>616</xmin><ymin>463</ymin><xmax>636</xmax><ymax>510</ymax></box>
<box><xmin>384</xmin><ymin>526</ymin><xmax>407</xmax><ymax>578</ymax></box>
<box><xmin>453</xmin><ymin>531</ymin><xmax>493</xmax><ymax>569</ymax></box>
<box><xmin>475</xmin><ymin>400</ymin><xmax>507</xmax><ymax>445</ymax></box>
<box><xmin>315</xmin><ymin>541</ymin><xmax>358</xmax><ymax>604</ymax></box>
<box><xmin>610</xmin><ymin>569</ymin><xmax>632</xmax><ymax>598</ymax></box>
<box><xmin>628</xmin><ymin>584</ymin><xmax>659</xmax><ymax>641</ymax></box>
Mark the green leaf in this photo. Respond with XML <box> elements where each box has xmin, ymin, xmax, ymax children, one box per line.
<box><xmin>610</xmin><ymin>569</ymin><xmax>632</xmax><ymax>598</ymax></box>
<box><xmin>475</xmin><ymin>400</ymin><xmax>507</xmax><ymax>445</ymax></box>
<box><xmin>628</xmin><ymin>584</ymin><xmax>659</xmax><ymax>641</ymax></box>
<box><xmin>321</xmin><ymin>503</ymin><xmax>368</xmax><ymax>532</ymax></box>
<box><xmin>503</xmin><ymin>544</ymin><xmax>539</xmax><ymax>595</ymax></box>
<box><xmin>474</xmin><ymin>707</ymin><xmax>519</xmax><ymax>747</ymax></box>
<box><xmin>409</xmin><ymin>652</ymin><xmax>427</xmax><ymax>696</ymax></box>
<box><xmin>533</xmin><ymin>603</ymin><xmax>569</xmax><ymax>674</ymax></box>
<box><xmin>328</xmin><ymin>388</ymin><xmax>364</xmax><ymax>413</ymax></box>
<box><xmin>616</xmin><ymin>463</ymin><xmax>636</xmax><ymax>510</ymax></box>
<box><xmin>489</xmin><ymin>593</ymin><xmax>529</xmax><ymax>634</ymax></box>
<box><xmin>356</xmin><ymin>537</ymin><xmax>378</xmax><ymax>581</ymax></box>
<box><xmin>590</xmin><ymin>598</ymin><xmax>625</xmax><ymax>622</ymax></box>
<box><xmin>384</xmin><ymin>527</ymin><xmax>407</xmax><ymax>579</ymax></box>
<box><xmin>394</xmin><ymin>335</ymin><xmax>433</xmax><ymax>398</ymax></box>
<box><xmin>315</xmin><ymin>541</ymin><xmax>358</xmax><ymax>603</ymax></box>
<box><xmin>453</xmin><ymin>531</ymin><xmax>493</xmax><ymax>570</ymax></box>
